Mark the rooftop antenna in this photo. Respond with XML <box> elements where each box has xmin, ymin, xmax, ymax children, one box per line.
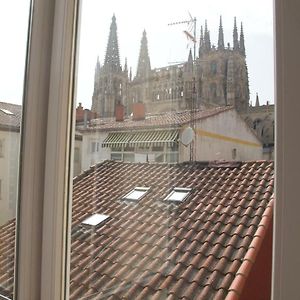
<box><xmin>168</xmin><ymin>13</ymin><xmax>197</xmax><ymax>161</ymax></box>
<box><xmin>168</xmin><ymin>12</ymin><xmax>197</xmax><ymax>60</ymax></box>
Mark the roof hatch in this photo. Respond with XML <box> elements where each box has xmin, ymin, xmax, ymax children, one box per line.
<box><xmin>81</xmin><ymin>213</ymin><xmax>109</xmax><ymax>227</ymax></box>
<box><xmin>123</xmin><ymin>187</ymin><xmax>150</xmax><ymax>201</ymax></box>
<box><xmin>164</xmin><ymin>187</ymin><xmax>192</xmax><ymax>203</ymax></box>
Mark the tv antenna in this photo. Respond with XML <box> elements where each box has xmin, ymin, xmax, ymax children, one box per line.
<box><xmin>168</xmin><ymin>12</ymin><xmax>197</xmax><ymax>60</ymax></box>
<box><xmin>168</xmin><ymin>12</ymin><xmax>197</xmax><ymax>161</ymax></box>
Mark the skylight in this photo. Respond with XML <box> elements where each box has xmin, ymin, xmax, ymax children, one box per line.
<box><xmin>123</xmin><ymin>187</ymin><xmax>149</xmax><ymax>201</ymax></box>
<box><xmin>165</xmin><ymin>187</ymin><xmax>192</xmax><ymax>203</ymax></box>
<box><xmin>81</xmin><ymin>214</ymin><xmax>109</xmax><ymax>226</ymax></box>
<box><xmin>0</xmin><ymin>108</ymin><xmax>14</xmax><ymax>115</ymax></box>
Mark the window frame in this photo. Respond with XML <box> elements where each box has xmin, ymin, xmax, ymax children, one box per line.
<box><xmin>8</xmin><ymin>0</ymin><xmax>300</xmax><ymax>299</ymax></box>
<box><xmin>164</xmin><ymin>187</ymin><xmax>192</xmax><ymax>203</ymax></box>
<box><xmin>14</xmin><ymin>0</ymin><xmax>80</xmax><ymax>299</ymax></box>
<box><xmin>272</xmin><ymin>0</ymin><xmax>300</xmax><ymax>299</ymax></box>
<box><xmin>122</xmin><ymin>187</ymin><xmax>150</xmax><ymax>201</ymax></box>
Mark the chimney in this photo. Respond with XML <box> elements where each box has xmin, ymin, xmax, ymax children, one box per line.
<box><xmin>115</xmin><ymin>103</ymin><xmax>125</xmax><ymax>122</ymax></box>
<box><xmin>132</xmin><ymin>102</ymin><xmax>145</xmax><ymax>121</ymax></box>
<box><xmin>76</xmin><ymin>102</ymin><xmax>84</xmax><ymax>122</ymax></box>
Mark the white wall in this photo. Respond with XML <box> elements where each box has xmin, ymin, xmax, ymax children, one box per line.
<box><xmin>180</xmin><ymin>109</ymin><xmax>263</xmax><ymax>162</ymax></box>
<box><xmin>73</xmin><ymin>137</ymin><xmax>82</xmax><ymax>177</ymax></box>
<box><xmin>81</xmin><ymin>131</ymin><xmax>110</xmax><ymax>171</ymax></box>
<box><xmin>0</xmin><ymin>130</ymin><xmax>20</xmax><ymax>225</ymax></box>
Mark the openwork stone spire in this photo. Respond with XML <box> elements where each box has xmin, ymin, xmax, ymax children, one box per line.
<box><xmin>239</xmin><ymin>22</ymin><xmax>245</xmax><ymax>56</ymax></box>
<box><xmin>136</xmin><ymin>30</ymin><xmax>151</xmax><ymax>79</ymax></box>
<box><xmin>218</xmin><ymin>16</ymin><xmax>225</xmax><ymax>50</ymax></box>
<box><xmin>199</xmin><ymin>26</ymin><xmax>204</xmax><ymax>57</ymax></box>
<box><xmin>233</xmin><ymin>17</ymin><xmax>239</xmax><ymax>50</ymax></box>
<box><xmin>255</xmin><ymin>93</ymin><xmax>260</xmax><ymax>107</ymax></box>
<box><xmin>204</xmin><ymin>20</ymin><xmax>211</xmax><ymax>51</ymax></box>
<box><xmin>104</xmin><ymin>14</ymin><xmax>121</xmax><ymax>72</ymax></box>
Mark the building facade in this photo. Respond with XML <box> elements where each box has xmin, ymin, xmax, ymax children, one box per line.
<box><xmin>242</xmin><ymin>95</ymin><xmax>274</xmax><ymax>159</ymax></box>
<box><xmin>91</xmin><ymin>16</ymin><xmax>250</xmax><ymax>117</ymax></box>
<box><xmin>78</xmin><ymin>106</ymin><xmax>263</xmax><ymax>172</ymax></box>
<box><xmin>0</xmin><ymin>103</ymin><xmax>21</xmax><ymax>226</ymax></box>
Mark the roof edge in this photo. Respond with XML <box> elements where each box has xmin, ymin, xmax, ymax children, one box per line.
<box><xmin>225</xmin><ymin>197</ymin><xmax>274</xmax><ymax>299</ymax></box>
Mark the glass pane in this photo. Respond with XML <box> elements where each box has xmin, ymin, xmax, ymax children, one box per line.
<box><xmin>0</xmin><ymin>1</ymin><xmax>31</xmax><ymax>299</ymax></box>
<box><xmin>71</xmin><ymin>1</ymin><xmax>274</xmax><ymax>299</ymax></box>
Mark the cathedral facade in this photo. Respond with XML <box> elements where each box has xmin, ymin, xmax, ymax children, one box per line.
<box><xmin>91</xmin><ymin>15</ymin><xmax>250</xmax><ymax>117</ymax></box>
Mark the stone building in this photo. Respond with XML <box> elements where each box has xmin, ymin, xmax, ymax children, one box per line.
<box><xmin>91</xmin><ymin>15</ymin><xmax>250</xmax><ymax>117</ymax></box>
<box><xmin>91</xmin><ymin>15</ymin><xmax>129</xmax><ymax>117</ymax></box>
<box><xmin>90</xmin><ymin>15</ymin><xmax>274</xmax><ymax>157</ymax></box>
<box><xmin>242</xmin><ymin>94</ymin><xmax>275</xmax><ymax>159</ymax></box>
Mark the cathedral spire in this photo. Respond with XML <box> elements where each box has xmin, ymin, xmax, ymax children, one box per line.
<box><xmin>186</xmin><ymin>48</ymin><xmax>193</xmax><ymax>73</ymax></box>
<box><xmin>239</xmin><ymin>22</ymin><xmax>245</xmax><ymax>56</ymax></box>
<box><xmin>94</xmin><ymin>56</ymin><xmax>101</xmax><ymax>83</ymax></box>
<box><xmin>233</xmin><ymin>17</ymin><xmax>239</xmax><ymax>50</ymax></box>
<box><xmin>204</xmin><ymin>20</ymin><xmax>211</xmax><ymax>51</ymax></box>
<box><xmin>188</xmin><ymin>48</ymin><xmax>193</xmax><ymax>63</ymax></box>
<box><xmin>104</xmin><ymin>14</ymin><xmax>121</xmax><ymax>72</ymax></box>
<box><xmin>124</xmin><ymin>57</ymin><xmax>128</xmax><ymax>73</ymax></box>
<box><xmin>199</xmin><ymin>26</ymin><xmax>204</xmax><ymax>57</ymax></box>
<box><xmin>129</xmin><ymin>67</ymin><xmax>132</xmax><ymax>82</ymax></box>
<box><xmin>96</xmin><ymin>56</ymin><xmax>100</xmax><ymax>71</ymax></box>
<box><xmin>136</xmin><ymin>30</ymin><xmax>151</xmax><ymax>79</ymax></box>
<box><xmin>255</xmin><ymin>93</ymin><xmax>260</xmax><ymax>107</ymax></box>
<box><xmin>218</xmin><ymin>16</ymin><xmax>224</xmax><ymax>50</ymax></box>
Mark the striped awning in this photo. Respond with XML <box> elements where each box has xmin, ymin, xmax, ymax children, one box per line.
<box><xmin>102</xmin><ymin>130</ymin><xmax>179</xmax><ymax>148</ymax></box>
<box><xmin>102</xmin><ymin>132</ymin><xmax>132</xmax><ymax>148</ymax></box>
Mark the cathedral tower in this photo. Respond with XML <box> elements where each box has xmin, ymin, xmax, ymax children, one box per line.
<box><xmin>136</xmin><ymin>30</ymin><xmax>151</xmax><ymax>79</ymax></box>
<box><xmin>91</xmin><ymin>15</ymin><xmax>128</xmax><ymax>117</ymax></box>
<box><xmin>129</xmin><ymin>30</ymin><xmax>152</xmax><ymax>110</ymax></box>
<box><xmin>195</xmin><ymin>17</ymin><xmax>249</xmax><ymax>112</ymax></box>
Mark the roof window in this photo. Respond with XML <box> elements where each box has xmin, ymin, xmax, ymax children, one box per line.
<box><xmin>0</xmin><ymin>108</ymin><xmax>14</xmax><ymax>115</ymax></box>
<box><xmin>165</xmin><ymin>187</ymin><xmax>192</xmax><ymax>203</ymax></box>
<box><xmin>123</xmin><ymin>187</ymin><xmax>149</xmax><ymax>201</ymax></box>
<box><xmin>81</xmin><ymin>213</ymin><xmax>109</xmax><ymax>227</ymax></box>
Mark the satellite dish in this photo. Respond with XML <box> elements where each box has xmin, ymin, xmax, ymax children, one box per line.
<box><xmin>181</xmin><ymin>127</ymin><xmax>194</xmax><ymax>146</ymax></box>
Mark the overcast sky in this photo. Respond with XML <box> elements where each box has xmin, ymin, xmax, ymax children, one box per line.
<box><xmin>0</xmin><ymin>0</ymin><xmax>274</xmax><ymax>108</ymax></box>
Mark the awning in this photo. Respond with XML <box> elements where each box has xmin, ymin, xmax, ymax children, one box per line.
<box><xmin>102</xmin><ymin>130</ymin><xmax>179</xmax><ymax>148</ymax></box>
<box><xmin>102</xmin><ymin>132</ymin><xmax>132</xmax><ymax>148</ymax></box>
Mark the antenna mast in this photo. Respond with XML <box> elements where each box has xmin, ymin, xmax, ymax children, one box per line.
<box><xmin>168</xmin><ymin>13</ymin><xmax>197</xmax><ymax>161</ymax></box>
<box><xmin>168</xmin><ymin>13</ymin><xmax>197</xmax><ymax>60</ymax></box>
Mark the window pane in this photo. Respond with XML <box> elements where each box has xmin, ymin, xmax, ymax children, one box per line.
<box><xmin>71</xmin><ymin>1</ymin><xmax>274</xmax><ymax>299</ymax></box>
<box><xmin>0</xmin><ymin>1</ymin><xmax>31</xmax><ymax>299</ymax></box>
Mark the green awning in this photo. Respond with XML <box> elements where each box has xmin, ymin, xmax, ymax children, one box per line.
<box><xmin>102</xmin><ymin>130</ymin><xmax>179</xmax><ymax>148</ymax></box>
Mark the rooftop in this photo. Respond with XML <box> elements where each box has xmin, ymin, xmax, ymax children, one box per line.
<box><xmin>78</xmin><ymin>106</ymin><xmax>233</xmax><ymax>132</ymax></box>
<box><xmin>0</xmin><ymin>102</ymin><xmax>22</xmax><ymax>130</ymax></box>
<box><xmin>0</xmin><ymin>159</ymin><xmax>274</xmax><ymax>299</ymax></box>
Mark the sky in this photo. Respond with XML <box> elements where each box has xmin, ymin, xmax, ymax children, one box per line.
<box><xmin>0</xmin><ymin>0</ymin><xmax>274</xmax><ymax>108</ymax></box>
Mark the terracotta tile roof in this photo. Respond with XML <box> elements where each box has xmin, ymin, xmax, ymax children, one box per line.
<box><xmin>0</xmin><ymin>160</ymin><xmax>274</xmax><ymax>299</ymax></box>
<box><xmin>0</xmin><ymin>102</ymin><xmax>22</xmax><ymax>130</ymax></box>
<box><xmin>78</xmin><ymin>106</ymin><xmax>233</xmax><ymax>132</ymax></box>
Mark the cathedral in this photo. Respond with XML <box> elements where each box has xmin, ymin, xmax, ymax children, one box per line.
<box><xmin>91</xmin><ymin>15</ymin><xmax>273</xmax><ymax>154</ymax></box>
<box><xmin>91</xmin><ymin>15</ymin><xmax>249</xmax><ymax>116</ymax></box>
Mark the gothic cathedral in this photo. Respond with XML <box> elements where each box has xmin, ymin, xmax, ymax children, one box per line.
<box><xmin>91</xmin><ymin>15</ymin><xmax>250</xmax><ymax>117</ymax></box>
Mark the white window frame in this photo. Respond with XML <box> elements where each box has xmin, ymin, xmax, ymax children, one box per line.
<box><xmin>0</xmin><ymin>139</ymin><xmax>4</xmax><ymax>158</ymax></box>
<box><xmin>123</xmin><ymin>187</ymin><xmax>150</xmax><ymax>201</ymax></box>
<box><xmin>164</xmin><ymin>187</ymin><xmax>192</xmax><ymax>203</ymax></box>
<box><xmin>15</xmin><ymin>0</ymin><xmax>79</xmax><ymax>299</ymax></box>
<box><xmin>272</xmin><ymin>0</ymin><xmax>300</xmax><ymax>299</ymax></box>
<box><xmin>8</xmin><ymin>0</ymin><xmax>300</xmax><ymax>299</ymax></box>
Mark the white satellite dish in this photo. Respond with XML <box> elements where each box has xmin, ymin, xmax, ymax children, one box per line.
<box><xmin>181</xmin><ymin>127</ymin><xmax>194</xmax><ymax>146</ymax></box>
